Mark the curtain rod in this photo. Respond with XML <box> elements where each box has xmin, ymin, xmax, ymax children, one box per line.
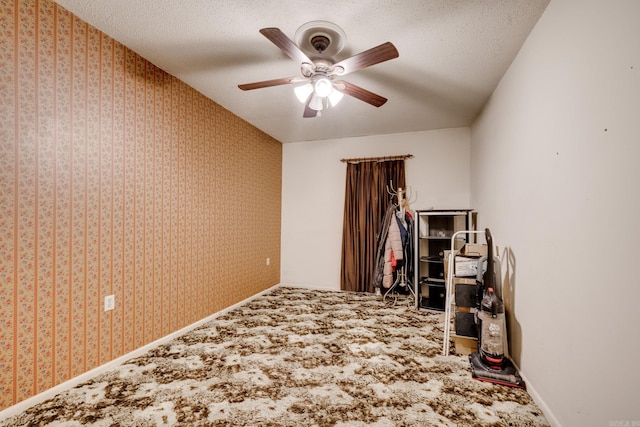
<box><xmin>340</xmin><ymin>154</ymin><xmax>413</xmax><ymax>164</ymax></box>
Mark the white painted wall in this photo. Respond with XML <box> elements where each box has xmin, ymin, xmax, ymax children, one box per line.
<box><xmin>470</xmin><ymin>0</ymin><xmax>640</xmax><ymax>425</ymax></box>
<box><xmin>281</xmin><ymin>128</ymin><xmax>470</xmax><ymax>290</ymax></box>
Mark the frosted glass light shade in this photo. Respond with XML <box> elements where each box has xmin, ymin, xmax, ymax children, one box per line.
<box><xmin>314</xmin><ymin>77</ymin><xmax>333</xmax><ymax>97</ymax></box>
<box><xmin>294</xmin><ymin>83</ymin><xmax>313</xmax><ymax>103</ymax></box>
<box><xmin>328</xmin><ymin>89</ymin><xmax>344</xmax><ymax>107</ymax></box>
<box><xmin>309</xmin><ymin>95</ymin><xmax>324</xmax><ymax>111</ymax></box>
<box><xmin>295</xmin><ymin>78</ymin><xmax>343</xmax><ymax>111</ymax></box>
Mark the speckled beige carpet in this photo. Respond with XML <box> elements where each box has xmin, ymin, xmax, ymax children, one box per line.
<box><xmin>2</xmin><ymin>286</ymin><xmax>549</xmax><ymax>426</ymax></box>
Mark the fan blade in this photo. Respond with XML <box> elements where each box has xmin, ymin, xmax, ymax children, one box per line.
<box><xmin>238</xmin><ymin>76</ymin><xmax>302</xmax><ymax>91</ymax></box>
<box><xmin>332</xmin><ymin>42</ymin><xmax>399</xmax><ymax>76</ymax></box>
<box><xmin>303</xmin><ymin>103</ymin><xmax>318</xmax><ymax>118</ymax></box>
<box><xmin>303</xmin><ymin>93</ymin><xmax>318</xmax><ymax>118</ymax></box>
<box><xmin>334</xmin><ymin>81</ymin><xmax>388</xmax><ymax>107</ymax></box>
<box><xmin>260</xmin><ymin>28</ymin><xmax>313</xmax><ymax>66</ymax></box>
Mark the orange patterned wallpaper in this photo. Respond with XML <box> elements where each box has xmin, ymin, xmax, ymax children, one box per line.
<box><xmin>0</xmin><ymin>0</ymin><xmax>282</xmax><ymax>410</ymax></box>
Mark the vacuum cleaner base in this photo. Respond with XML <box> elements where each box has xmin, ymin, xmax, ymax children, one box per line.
<box><xmin>469</xmin><ymin>352</ymin><xmax>526</xmax><ymax>389</ymax></box>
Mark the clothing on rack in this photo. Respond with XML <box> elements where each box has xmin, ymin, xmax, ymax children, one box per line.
<box><xmin>373</xmin><ymin>204</ymin><xmax>396</xmax><ymax>291</ymax></box>
<box><xmin>382</xmin><ymin>212</ymin><xmax>404</xmax><ymax>288</ymax></box>
<box><xmin>373</xmin><ymin>204</ymin><xmax>414</xmax><ymax>291</ymax></box>
<box><xmin>402</xmin><ymin>212</ymin><xmax>414</xmax><ymax>285</ymax></box>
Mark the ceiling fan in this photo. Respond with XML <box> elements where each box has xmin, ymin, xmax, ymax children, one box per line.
<box><xmin>238</xmin><ymin>22</ymin><xmax>399</xmax><ymax>118</ymax></box>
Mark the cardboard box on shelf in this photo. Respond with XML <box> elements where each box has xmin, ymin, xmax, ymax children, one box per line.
<box><xmin>443</xmin><ymin>243</ymin><xmax>488</xmax><ymax>278</ymax></box>
<box><xmin>451</xmin><ymin>334</ymin><xmax>478</xmax><ymax>355</ymax></box>
<box><xmin>459</xmin><ymin>243</ymin><xmax>488</xmax><ymax>257</ymax></box>
<box><xmin>455</xmin><ymin>256</ymin><xmax>480</xmax><ymax>277</ymax></box>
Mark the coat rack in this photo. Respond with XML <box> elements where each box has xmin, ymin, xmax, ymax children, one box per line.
<box><xmin>382</xmin><ymin>183</ymin><xmax>416</xmax><ymax>307</ymax></box>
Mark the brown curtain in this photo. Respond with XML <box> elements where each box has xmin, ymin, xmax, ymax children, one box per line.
<box><xmin>340</xmin><ymin>160</ymin><xmax>406</xmax><ymax>292</ymax></box>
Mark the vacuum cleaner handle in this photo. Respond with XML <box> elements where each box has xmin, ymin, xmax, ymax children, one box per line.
<box><xmin>476</xmin><ymin>256</ymin><xmax>487</xmax><ymax>284</ymax></box>
<box><xmin>483</xmin><ymin>228</ymin><xmax>496</xmax><ymax>292</ymax></box>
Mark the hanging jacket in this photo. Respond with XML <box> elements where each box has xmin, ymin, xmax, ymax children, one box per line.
<box><xmin>382</xmin><ymin>213</ymin><xmax>404</xmax><ymax>288</ymax></box>
<box><xmin>403</xmin><ymin>212</ymin><xmax>414</xmax><ymax>285</ymax></box>
<box><xmin>373</xmin><ymin>207</ymin><xmax>415</xmax><ymax>292</ymax></box>
<box><xmin>373</xmin><ymin>204</ymin><xmax>396</xmax><ymax>291</ymax></box>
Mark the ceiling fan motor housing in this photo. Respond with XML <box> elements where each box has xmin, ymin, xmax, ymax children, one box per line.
<box><xmin>310</xmin><ymin>34</ymin><xmax>331</xmax><ymax>53</ymax></box>
<box><xmin>295</xmin><ymin>21</ymin><xmax>346</xmax><ymax>57</ymax></box>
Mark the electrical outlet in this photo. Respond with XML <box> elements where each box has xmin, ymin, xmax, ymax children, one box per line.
<box><xmin>266</xmin><ymin>257</ymin><xmax>270</xmax><ymax>266</ymax></box>
<box><xmin>104</xmin><ymin>295</ymin><xmax>115</xmax><ymax>312</ymax></box>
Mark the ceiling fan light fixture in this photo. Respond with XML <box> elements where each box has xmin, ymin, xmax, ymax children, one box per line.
<box><xmin>313</xmin><ymin>76</ymin><xmax>333</xmax><ymax>97</ymax></box>
<box><xmin>294</xmin><ymin>83</ymin><xmax>313</xmax><ymax>103</ymax></box>
<box><xmin>328</xmin><ymin>89</ymin><xmax>344</xmax><ymax>107</ymax></box>
<box><xmin>309</xmin><ymin>94</ymin><xmax>324</xmax><ymax>111</ymax></box>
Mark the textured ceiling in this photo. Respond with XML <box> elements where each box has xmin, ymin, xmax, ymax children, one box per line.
<box><xmin>52</xmin><ymin>0</ymin><xmax>550</xmax><ymax>143</ymax></box>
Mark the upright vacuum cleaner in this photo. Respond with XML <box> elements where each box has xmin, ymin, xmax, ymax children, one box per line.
<box><xmin>468</xmin><ymin>228</ymin><xmax>525</xmax><ymax>389</ymax></box>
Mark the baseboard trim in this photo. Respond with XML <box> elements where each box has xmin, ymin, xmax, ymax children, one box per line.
<box><xmin>279</xmin><ymin>282</ymin><xmax>340</xmax><ymax>291</ymax></box>
<box><xmin>517</xmin><ymin>369</ymin><xmax>562</xmax><ymax>427</ymax></box>
<box><xmin>0</xmin><ymin>283</ymin><xmax>281</xmax><ymax>421</ymax></box>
